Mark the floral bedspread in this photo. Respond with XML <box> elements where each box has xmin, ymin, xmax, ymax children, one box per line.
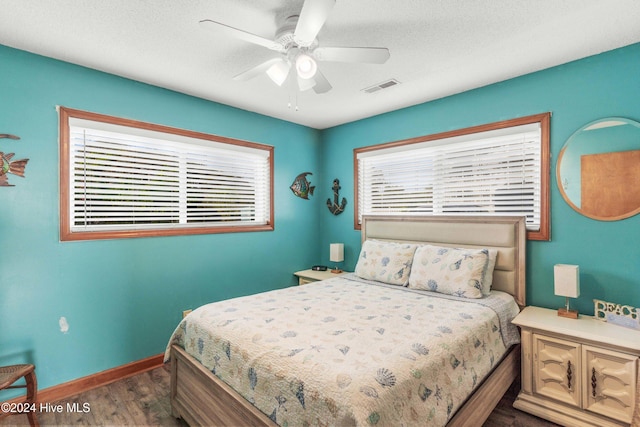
<box><xmin>164</xmin><ymin>275</ymin><xmax>520</xmax><ymax>426</ymax></box>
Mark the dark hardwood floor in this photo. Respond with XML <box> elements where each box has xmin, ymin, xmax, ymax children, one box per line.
<box><xmin>2</xmin><ymin>365</ymin><xmax>558</xmax><ymax>426</ymax></box>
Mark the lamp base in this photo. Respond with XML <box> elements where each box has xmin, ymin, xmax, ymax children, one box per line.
<box><xmin>330</xmin><ymin>268</ymin><xmax>343</xmax><ymax>274</ymax></box>
<box><xmin>557</xmin><ymin>308</ymin><xmax>579</xmax><ymax>319</ymax></box>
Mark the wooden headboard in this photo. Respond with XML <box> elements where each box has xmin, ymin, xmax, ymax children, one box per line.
<box><xmin>361</xmin><ymin>215</ymin><xmax>526</xmax><ymax>306</ymax></box>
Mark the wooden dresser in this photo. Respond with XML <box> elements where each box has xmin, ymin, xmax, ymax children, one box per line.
<box><xmin>512</xmin><ymin>306</ymin><xmax>639</xmax><ymax>426</ymax></box>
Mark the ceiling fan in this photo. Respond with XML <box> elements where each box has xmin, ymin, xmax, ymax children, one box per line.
<box><xmin>200</xmin><ymin>0</ymin><xmax>390</xmax><ymax>94</ymax></box>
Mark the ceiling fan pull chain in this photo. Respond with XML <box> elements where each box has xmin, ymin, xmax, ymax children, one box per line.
<box><xmin>287</xmin><ymin>70</ymin><xmax>300</xmax><ymax>111</ymax></box>
<box><xmin>288</xmin><ymin>74</ymin><xmax>293</xmax><ymax>109</ymax></box>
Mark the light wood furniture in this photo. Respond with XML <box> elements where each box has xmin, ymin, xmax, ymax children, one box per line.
<box><xmin>0</xmin><ymin>364</ymin><xmax>39</xmax><ymax>427</ymax></box>
<box><xmin>4</xmin><ymin>363</ymin><xmax>556</xmax><ymax>427</ymax></box>
<box><xmin>513</xmin><ymin>306</ymin><xmax>640</xmax><ymax>426</ymax></box>
<box><xmin>293</xmin><ymin>268</ymin><xmax>348</xmax><ymax>285</ymax></box>
<box><xmin>170</xmin><ymin>215</ymin><xmax>527</xmax><ymax>427</ymax></box>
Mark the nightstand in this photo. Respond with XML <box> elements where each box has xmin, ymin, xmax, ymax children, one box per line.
<box><xmin>294</xmin><ymin>269</ymin><xmax>349</xmax><ymax>285</ymax></box>
<box><xmin>512</xmin><ymin>306</ymin><xmax>639</xmax><ymax>427</ymax></box>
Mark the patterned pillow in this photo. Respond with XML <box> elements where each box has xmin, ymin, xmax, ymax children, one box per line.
<box><xmin>408</xmin><ymin>245</ymin><xmax>490</xmax><ymax>298</ymax></box>
<box><xmin>481</xmin><ymin>249</ymin><xmax>498</xmax><ymax>296</ymax></box>
<box><xmin>354</xmin><ymin>240</ymin><xmax>417</xmax><ymax>286</ymax></box>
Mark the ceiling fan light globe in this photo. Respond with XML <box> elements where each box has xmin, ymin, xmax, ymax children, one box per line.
<box><xmin>297</xmin><ymin>75</ymin><xmax>316</xmax><ymax>91</ymax></box>
<box><xmin>266</xmin><ymin>60</ymin><xmax>291</xmax><ymax>86</ymax></box>
<box><xmin>296</xmin><ymin>53</ymin><xmax>317</xmax><ymax>79</ymax></box>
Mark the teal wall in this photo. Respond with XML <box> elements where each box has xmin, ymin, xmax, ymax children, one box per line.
<box><xmin>2</xmin><ymin>41</ymin><xmax>640</xmax><ymax>396</ymax></box>
<box><xmin>319</xmin><ymin>43</ymin><xmax>640</xmax><ymax>318</ymax></box>
<box><xmin>0</xmin><ymin>45</ymin><xmax>323</xmax><ymax>394</ymax></box>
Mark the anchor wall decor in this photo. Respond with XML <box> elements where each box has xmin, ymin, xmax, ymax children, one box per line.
<box><xmin>326</xmin><ymin>178</ymin><xmax>347</xmax><ymax>215</ymax></box>
<box><xmin>1</xmin><ymin>134</ymin><xmax>29</xmax><ymax>187</ymax></box>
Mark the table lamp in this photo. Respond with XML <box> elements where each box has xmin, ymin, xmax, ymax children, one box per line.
<box><xmin>554</xmin><ymin>264</ymin><xmax>580</xmax><ymax>318</ymax></box>
<box><xmin>330</xmin><ymin>243</ymin><xmax>344</xmax><ymax>273</ymax></box>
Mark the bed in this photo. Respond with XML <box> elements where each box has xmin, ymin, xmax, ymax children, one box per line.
<box><xmin>165</xmin><ymin>215</ymin><xmax>526</xmax><ymax>426</ymax></box>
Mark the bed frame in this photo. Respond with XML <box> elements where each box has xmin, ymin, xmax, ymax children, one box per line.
<box><xmin>170</xmin><ymin>215</ymin><xmax>526</xmax><ymax>426</ymax></box>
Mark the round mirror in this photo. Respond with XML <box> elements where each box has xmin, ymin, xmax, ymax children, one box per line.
<box><xmin>557</xmin><ymin>117</ymin><xmax>640</xmax><ymax>221</ymax></box>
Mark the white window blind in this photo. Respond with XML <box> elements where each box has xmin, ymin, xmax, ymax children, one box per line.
<box><xmin>68</xmin><ymin>118</ymin><xmax>271</xmax><ymax>233</ymax></box>
<box><xmin>357</xmin><ymin>123</ymin><xmax>542</xmax><ymax>231</ymax></box>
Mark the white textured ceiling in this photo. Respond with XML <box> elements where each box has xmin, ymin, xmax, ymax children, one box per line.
<box><xmin>1</xmin><ymin>0</ymin><xmax>640</xmax><ymax>129</ymax></box>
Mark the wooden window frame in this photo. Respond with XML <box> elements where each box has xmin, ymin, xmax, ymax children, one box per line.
<box><xmin>353</xmin><ymin>113</ymin><xmax>551</xmax><ymax>241</ymax></box>
<box><xmin>59</xmin><ymin>107</ymin><xmax>274</xmax><ymax>241</ymax></box>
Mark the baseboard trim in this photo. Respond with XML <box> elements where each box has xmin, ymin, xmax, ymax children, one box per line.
<box><xmin>6</xmin><ymin>353</ymin><xmax>164</xmax><ymax>405</ymax></box>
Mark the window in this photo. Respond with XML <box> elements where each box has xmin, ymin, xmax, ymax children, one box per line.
<box><xmin>59</xmin><ymin>107</ymin><xmax>273</xmax><ymax>241</ymax></box>
<box><xmin>355</xmin><ymin>113</ymin><xmax>550</xmax><ymax>240</ymax></box>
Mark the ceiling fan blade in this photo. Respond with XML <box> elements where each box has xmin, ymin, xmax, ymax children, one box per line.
<box><xmin>200</xmin><ymin>20</ymin><xmax>283</xmax><ymax>52</ymax></box>
<box><xmin>294</xmin><ymin>0</ymin><xmax>336</xmax><ymax>47</ymax></box>
<box><xmin>315</xmin><ymin>46</ymin><xmax>390</xmax><ymax>64</ymax></box>
<box><xmin>297</xmin><ymin>75</ymin><xmax>316</xmax><ymax>92</ymax></box>
<box><xmin>233</xmin><ymin>58</ymin><xmax>282</xmax><ymax>81</ymax></box>
<box><xmin>312</xmin><ymin>69</ymin><xmax>332</xmax><ymax>94</ymax></box>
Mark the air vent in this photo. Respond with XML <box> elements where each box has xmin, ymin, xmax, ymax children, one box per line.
<box><xmin>362</xmin><ymin>79</ymin><xmax>400</xmax><ymax>94</ymax></box>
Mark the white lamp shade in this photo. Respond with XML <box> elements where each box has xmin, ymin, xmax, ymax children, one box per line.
<box><xmin>330</xmin><ymin>243</ymin><xmax>344</xmax><ymax>263</ymax></box>
<box><xmin>554</xmin><ymin>264</ymin><xmax>580</xmax><ymax>298</ymax></box>
<box><xmin>266</xmin><ymin>60</ymin><xmax>291</xmax><ymax>86</ymax></box>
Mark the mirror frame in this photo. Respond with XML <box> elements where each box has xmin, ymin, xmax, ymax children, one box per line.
<box><xmin>557</xmin><ymin>117</ymin><xmax>640</xmax><ymax>221</ymax></box>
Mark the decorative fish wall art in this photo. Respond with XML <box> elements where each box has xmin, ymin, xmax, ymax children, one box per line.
<box><xmin>0</xmin><ymin>134</ymin><xmax>29</xmax><ymax>187</ymax></box>
<box><xmin>290</xmin><ymin>172</ymin><xmax>315</xmax><ymax>199</ymax></box>
<box><xmin>327</xmin><ymin>178</ymin><xmax>347</xmax><ymax>215</ymax></box>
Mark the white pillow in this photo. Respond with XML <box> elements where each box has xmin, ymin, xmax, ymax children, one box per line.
<box><xmin>354</xmin><ymin>240</ymin><xmax>417</xmax><ymax>286</ymax></box>
<box><xmin>408</xmin><ymin>245</ymin><xmax>490</xmax><ymax>298</ymax></box>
